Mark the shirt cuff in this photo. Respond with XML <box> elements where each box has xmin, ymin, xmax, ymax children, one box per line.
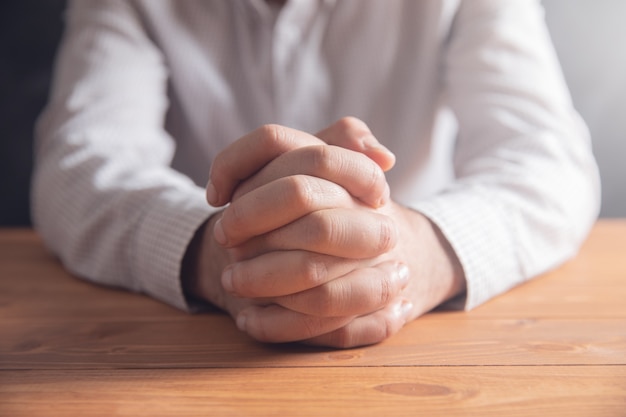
<box><xmin>412</xmin><ymin>190</ymin><xmax>524</xmax><ymax>310</ymax></box>
<box><xmin>133</xmin><ymin>186</ymin><xmax>215</xmax><ymax>311</ymax></box>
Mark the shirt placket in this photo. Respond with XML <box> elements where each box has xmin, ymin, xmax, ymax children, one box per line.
<box><xmin>271</xmin><ymin>0</ymin><xmax>318</xmax><ymax>126</ymax></box>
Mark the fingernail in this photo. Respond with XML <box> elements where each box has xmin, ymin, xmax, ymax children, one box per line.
<box><xmin>213</xmin><ymin>218</ymin><xmax>227</xmax><ymax>245</ymax></box>
<box><xmin>206</xmin><ymin>180</ymin><xmax>218</xmax><ymax>206</ymax></box>
<box><xmin>236</xmin><ymin>312</ymin><xmax>247</xmax><ymax>332</ymax></box>
<box><xmin>362</xmin><ymin>135</ymin><xmax>393</xmax><ymax>155</ymax></box>
<box><xmin>394</xmin><ymin>299</ymin><xmax>414</xmax><ymax>322</ymax></box>
<box><xmin>396</xmin><ymin>263</ymin><xmax>410</xmax><ymax>288</ymax></box>
<box><xmin>360</xmin><ymin>133</ymin><xmax>379</xmax><ymax>149</ymax></box>
<box><xmin>377</xmin><ymin>182</ymin><xmax>391</xmax><ymax>207</ymax></box>
<box><xmin>221</xmin><ymin>267</ymin><xmax>234</xmax><ymax>293</ymax></box>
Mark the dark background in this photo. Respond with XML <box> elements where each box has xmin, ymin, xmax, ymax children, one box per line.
<box><xmin>0</xmin><ymin>0</ymin><xmax>66</xmax><ymax>226</ymax></box>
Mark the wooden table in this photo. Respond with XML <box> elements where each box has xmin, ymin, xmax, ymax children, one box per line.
<box><xmin>1</xmin><ymin>220</ymin><xmax>625</xmax><ymax>416</ymax></box>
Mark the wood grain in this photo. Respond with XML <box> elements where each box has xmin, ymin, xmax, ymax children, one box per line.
<box><xmin>1</xmin><ymin>367</ymin><xmax>625</xmax><ymax>417</ymax></box>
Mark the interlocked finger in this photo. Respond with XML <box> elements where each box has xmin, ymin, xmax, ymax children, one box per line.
<box><xmin>303</xmin><ymin>297</ymin><xmax>414</xmax><ymax>348</ymax></box>
<box><xmin>232</xmin><ymin>145</ymin><xmax>390</xmax><ymax>208</ymax></box>
<box><xmin>315</xmin><ymin>116</ymin><xmax>396</xmax><ymax>172</ymax></box>
<box><xmin>216</xmin><ymin>175</ymin><xmax>356</xmax><ymax>247</ymax></box>
<box><xmin>272</xmin><ymin>261</ymin><xmax>410</xmax><ymax>317</ymax></box>
<box><xmin>238</xmin><ymin>207</ymin><xmax>398</xmax><ymax>260</ymax></box>
<box><xmin>207</xmin><ymin>124</ymin><xmax>325</xmax><ymax>207</ymax></box>
<box><xmin>235</xmin><ymin>304</ymin><xmax>355</xmax><ymax>343</ymax></box>
<box><xmin>221</xmin><ymin>251</ymin><xmax>364</xmax><ymax>298</ymax></box>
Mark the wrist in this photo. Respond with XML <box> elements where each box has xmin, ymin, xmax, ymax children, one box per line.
<box><xmin>392</xmin><ymin>204</ymin><xmax>466</xmax><ymax>314</ymax></box>
<box><xmin>181</xmin><ymin>219</ymin><xmax>209</xmax><ymax>303</ymax></box>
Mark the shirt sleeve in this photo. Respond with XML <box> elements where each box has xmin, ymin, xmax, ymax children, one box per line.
<box><xmin>31</xmin><ymin>0</ymin><xmax>215</xmax><ymax>311</ymax></box>
<box><xmin>413</xmin><ymin>0</ymin><xmax>601</xmax><ymax>310</ymax></box>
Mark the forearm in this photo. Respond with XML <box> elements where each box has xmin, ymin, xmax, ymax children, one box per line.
<box><xmin>33</xmin><ymin>0</ymin><xmax>214</xmax><ymax>310</ymax></box>
<box><xmin>32</xmin><ymin>141</ymin><xmax>212</xmax><ymax>310</ymax></box>
<box><xmin>409</xmin><ymin>0</ymin><xmax>601</xmax><ymax>310</ymax></box>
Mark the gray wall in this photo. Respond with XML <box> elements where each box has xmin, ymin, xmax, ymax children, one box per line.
<box><xmin>543</xmin><ymin>0</ymin><xmax>626</xmax><ymax>217</ymax></box>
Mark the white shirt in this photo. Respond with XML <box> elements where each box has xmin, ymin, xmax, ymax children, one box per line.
<box><xmin>32</xmin><ymin>0</ymin><xmax>600</xmax><ymax>312</ymax></box>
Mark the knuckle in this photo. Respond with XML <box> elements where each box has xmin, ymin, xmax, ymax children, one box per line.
<box><xmin>247</xmin><ymin>310</ymin><xmax>279</xmax><ymax>343</ymax></box>
<box><xmin>363</xmin><ymin>159</ymin><xmax>385</xmax><ymax>197</ymax></box>
<box><xmin>258</xmin><ymin>124</ymin><xmax>291</xmax><ymax>150</ymax></box>
<box><xmin>301</xmin><ymin>255</ymin><xmax>330</xmax><ymax>288</ymax></box>
<box><xmin>257</xmin><ymin>124</ymin><xmax>281</xmax><ymax>141</ymax></box>
<box><xmin>380</xmin><ymin>315</ymin><xmax>397</xmax><ymax>341</ymax></box>
<box><xmin>335</xmin><ymin>117</ymin><xmax>374</xmax><ymax>149</ymax></box>
<box><xmin>336</xmin><ymin>116</ymin><xmax>368</xmax><ymax>133</ymax></box>
<box><xmin>228</xmin><ymin>264</ymin><xmax>245</xmax><ymax>295</ymax></box>
<box><xmin>377</xmin><ymin>274</ymin><xmax>394</xmax><ymax>306</ymax></box>
<box><xmin>375</xmin><ymin>216</ymin><xmax>398</xmax><ymax>254</ymax></box>
<box><xmin>366</xmin><ymin>314</ymin><xmax>396</xmax><ymax>344</ymax></box>
<box><xmin>315</xmin><ymin>283</ymin><xmax>339</xmax><ymax>317</ymax></box>
<box><xmin>307</xmin><ymin>212</ymin><xmax>343</xmax><ymax>248</ymax></box>
<box><xmin>307</xmin><ymin>145</ymin><xmax>333</xmax><ymax>174</ymax></box>
<box><xmin>289</xmin><ymin>282</ymin><xmax>335</xmax><ymax>317</ymax></box>
<box><xmin>285</xmin><ymin>175</ymin><xmax>317</xmax><ymax>210</ymax></box>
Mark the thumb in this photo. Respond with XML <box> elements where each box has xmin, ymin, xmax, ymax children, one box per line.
<box><xmin>315</xmin><ymin>117</ymin><xmax>396</xmax><ymax>172</ymax></box>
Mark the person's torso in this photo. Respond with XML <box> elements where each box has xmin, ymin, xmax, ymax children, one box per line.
<box><xmin>135</xmin><ymin>0</ymin><xmax>460</xmax><ymax>201</ymax></box>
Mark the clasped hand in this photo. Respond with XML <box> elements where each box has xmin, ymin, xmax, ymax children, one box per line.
<box><xmin>190</xmin><ymin>117</ymin><xmax>465</xmax><ymax>348</ymax></box>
